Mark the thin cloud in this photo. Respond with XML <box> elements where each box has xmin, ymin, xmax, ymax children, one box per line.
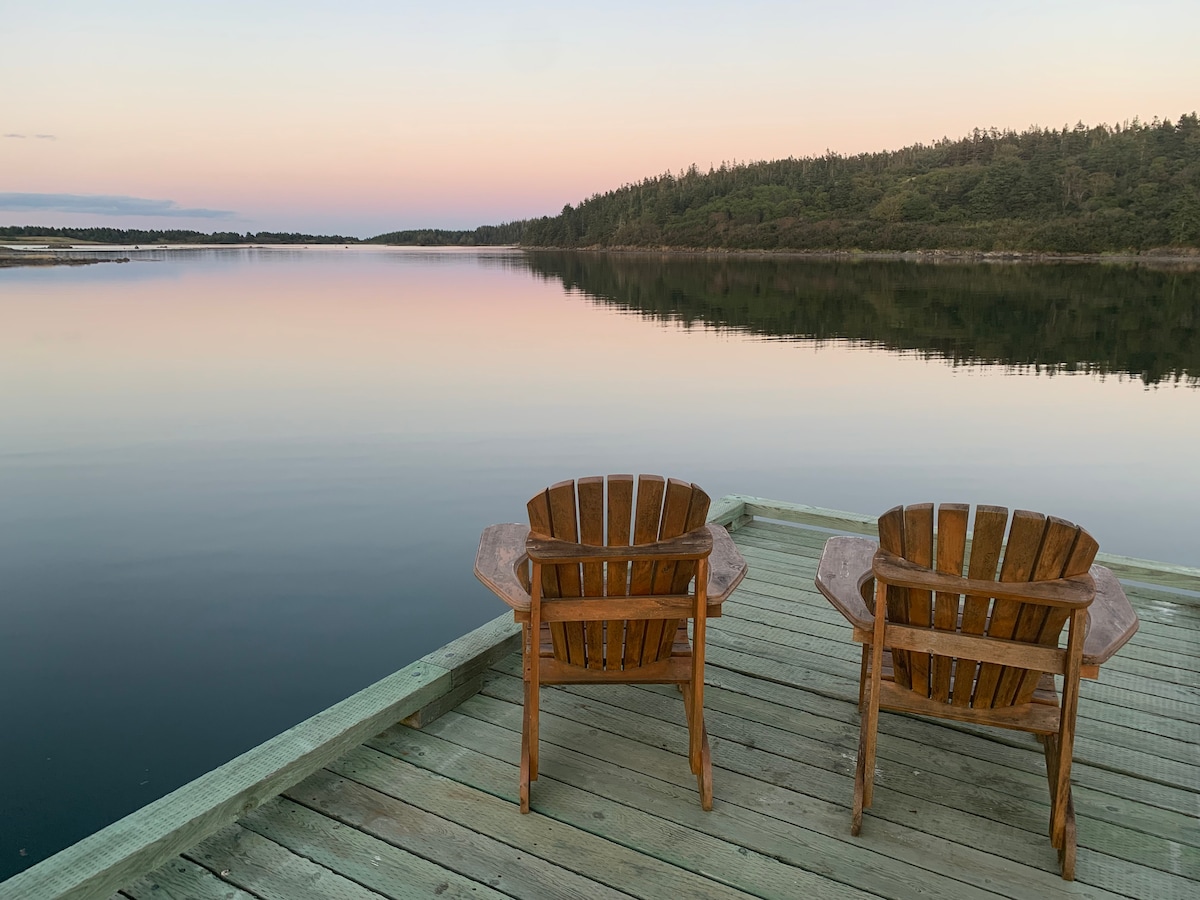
<box><xmin>3</xmin><ymin>133</ymin><xmax>26</xmax><ymax>139</ymax></box>
<box><xmin>34</xmin><ymin>134</ymin><xmax>57</xmax><ymax>140</ymax></box>
<box><xmin>0</xmin><ymin>192</ymin><xmax>235</xmax><ymax>219</ymax></box>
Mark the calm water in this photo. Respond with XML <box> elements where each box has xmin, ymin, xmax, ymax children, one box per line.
<box><xmin>2</xmin><ymin>247</ymin><xmax>1198</xmax><ymax>877</ymax></box>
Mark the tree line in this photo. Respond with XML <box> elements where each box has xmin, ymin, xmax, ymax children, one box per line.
<box><xmin>515</xmin><ymin>115</ymin><xmax>1200</xmax><ymax>253</ymax></box>
<box><xmin>365</xmin><ymin>222</ymin><xmax>526</xmax><ymax>246</ymax></box>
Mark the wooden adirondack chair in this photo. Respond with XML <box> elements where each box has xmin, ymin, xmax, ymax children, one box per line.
<box><xmin>475</xmin><ymin>475</ymin><xmax>748</xmax><ymax>813</ymax></box>
<box><xmin>815</xmin><ymin>503</ymin><xmax>1139</xmax><ymax>880</ymax></box>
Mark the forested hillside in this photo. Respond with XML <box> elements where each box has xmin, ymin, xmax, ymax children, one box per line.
<box><xmin>395</xmin><ymin>115</ymin><xmax>1199</xmax><ymax>254</ymax></box>
<box><xmin>366</xmin><ymin>222</ymin><xmax>525</xmax><ymax>246</ymax></box>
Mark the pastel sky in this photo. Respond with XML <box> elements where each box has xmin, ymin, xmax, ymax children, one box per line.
<box><xmin>3</xmin><ymin>1</ymin><xmax>1198</xmax><ymax>237</ymax></box>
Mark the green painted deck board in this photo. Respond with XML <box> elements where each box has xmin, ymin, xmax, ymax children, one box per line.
<box><xmin>8</xmin><ymin>499</ymin><xmax>1198</xmax><ymax>900</ymax></box>
<box><xmin>469</xmin><ymin>672</ymin><xmax>1194</xmax><ymax>898</ymax></box>
<box><xmin>326</xmin><ymin>747</ymin><xmax>754</xmax><ymax>900</ymax></box>
<box><xmin>481</xmin><ymin>661</ymin><xmax>1199</xmax><ymax>871</ymax></box>
<box><xmin>372</xmin><ymin>721</ymin><xmax>874</xmax><ymax>900</ymax></box>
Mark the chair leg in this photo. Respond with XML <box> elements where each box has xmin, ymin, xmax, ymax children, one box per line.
<box><xmin>1043</xmin><ymin>732</ymin><xmax>1061</xmax><ymax>846</ymax></box>
<box><xmin>1059</xmin><ymin>804</ymin><xmax>1077</xmax><ymax>881</ymax></box>
<box><xmin>852</xmin><ymin>726</ymin><xmax>869</xmax><ymax>836</ymax></box>
<box><xmin>529</xmin><ymin>675</ymin><xmax>540</xmax><ymax>782</ymax></box>
<box><xmin>858</xmin><ymin>645</ymin><xmax>870</xmax><ymax>712</ymax></box>
<box><xmin>697</xmin><ymin>718</ymin><xmax>713</xmax><ymax>811</ymax></box>
<box><xmin>520</xmin><ymin>679</ymin><xmax>532</xmax><ymax>814</ymax></box>
<box><xmin>1042</xmin><ymin>730</ymin><xmax>1078</xmax><ymax>880</ymax></box>
<box><xmin>681</xmin><ymin>681</ymin><xmax>698</xmax><ymax>774</ymax></box>
<box><xmin>853</xmin><ymin>663</ymin><xmax>881</xmax><ymax>835</ymax></box>
<box><xmin>521</xmin><ymin>643</ymin><xmax>541</xmax><ymax>814</ymax></box>
<box><xmin>681</xmin><ymin>680</ymin><xmax>713</xmax><ymax>810</ymax></box>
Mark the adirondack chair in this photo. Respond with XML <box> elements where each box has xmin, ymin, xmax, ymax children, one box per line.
<box><xmin>475</xmin><ymin>475</ymin><xmax>748</xmax><ymax>813</ymax></box>
<box><xmin>815</xmin><ymin>503</ymin><xmax>1139</xmax><ymax>880</ymax></box>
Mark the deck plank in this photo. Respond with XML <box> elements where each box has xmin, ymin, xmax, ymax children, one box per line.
<box><xmin>370</xmin><ymin>719</ymin><xmax>882</xmax><ymax>900</ymax></box>
<box><xmin>186</xmin><ymin>825</ymin><xmax>394</xmax><ymax>900</ymax></box>
<box><xmin>480</xmin><ymin>665</ymin><xmax>1196</xmax><ymax>884</ymax></box>
<box><xmin>236</xmin><ymin>797</ymin><xmax>519</xmax><ymax>900</ymax></box>
<box><xmin>281</xmin><ymin>768</ymin><xmax>635</xmax><ymax>900</ymax></box>
<box><xmin>119</xmin><ymin>857</ymin><xmax>258</xmax><ymax>900</ymax></box>
<box><xmin>465</xmin><ymin>679</ymin><xmax>1123</xmax><ymax>899</ymax></box>
<box><xmin>328</xmin><ymin>746</ymin><xmax>762</xmax><ymax>900</ymax></box>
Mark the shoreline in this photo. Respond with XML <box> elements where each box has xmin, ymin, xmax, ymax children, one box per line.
<box><xmin>5</xmin><ymin>242</ymin><xmax>1199</xmax><ymax>268</ymax></box>
<box><xmin>516</xmin><ymin>245</ymin><xmax>1200</xmax><ymax>265</ymax></box>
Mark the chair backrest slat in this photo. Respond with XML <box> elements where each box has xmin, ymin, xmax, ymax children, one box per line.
<box><xmin>577</xmin><ymin>476</ymin><xmax>606</xmax><ymax>670</ymax></box>
<box><xmin>528</xmin><ymin>474</ymin><xmax>710</xmax><ymax>672</ymax></box>
<box><xmin>902</xmin><ymin>504</ymin><xmax>935</xmax><ymax>696</ymax></box>
<box><xmin>931</xmin><ymin>503</ymin><xmax>969</xmax><ymax>703</ymax></box>
<box><xmin>951</xmin><ymin>504</ymin><xmax>1008</xmax><ymax>706</ymax></box>
<box><xmin>605</xmin><ymin>474</ymin><xmax>634</xmax><ymax>666</ymax></box>
<box><xmin>877</xmin><ymin>507</ymin><xmax>911</xmax><ymax>688</ymax></box>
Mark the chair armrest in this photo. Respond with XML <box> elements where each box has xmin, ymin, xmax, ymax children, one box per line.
<box><xmin>706</xmin><ymin>523</ymin><xmax>748</xmax><ymax>604</ymax></box>
<box><xmin>872</xmin><ymin>549</ymin><xmax>1095</xmax><ymax>608</ymax></box>
<box><xmin>475</xmin><ymin>523</ymin><xmax>531</xmax><ymax>612</ymax></box>
<box><xmin>477</xmin><ymin>522</ymin><xmax>745</xmax><ymax>613</ymax></box>
<box><xmin>815</xmin><ymin>535</ymin><xmax>877</xmax><ymax>631</ymax></box>
<box><xmin>526</xmin><ymin>527</ymin><xmax>713</xmax><ymax>563</ymax></box>
<box><xmin>1082</xmin><ymin>564</ymin><xmax>1140</xmax><ymax>666</ymax></box>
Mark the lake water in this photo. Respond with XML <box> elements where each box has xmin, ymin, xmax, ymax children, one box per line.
<box><xmin>2</xmin><ymin>246</ymin><xmax>1198</xmax><ymax>878</ymax></box>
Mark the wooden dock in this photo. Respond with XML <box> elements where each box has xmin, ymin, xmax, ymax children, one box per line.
<box><xmin>4</xmin><ymin>498</ymin><xmax>1198</xmax><ymax>900</ymax></box>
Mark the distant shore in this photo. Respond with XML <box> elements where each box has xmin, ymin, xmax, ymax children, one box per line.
<box><xmin>517</xmin><ymin>245</ymin><xmax>1200</xmax><ymax>265</ymax></box>
<box><xmin>5</xmin><ymin>242</ymin><xmax>1198</xmax><ymax>269</ymax></box>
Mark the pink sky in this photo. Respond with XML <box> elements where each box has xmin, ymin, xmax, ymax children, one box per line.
<box><xmin>3</xmin><ymin>1</ymin><xmax>1198</xmax><ymax>237</ymax></box>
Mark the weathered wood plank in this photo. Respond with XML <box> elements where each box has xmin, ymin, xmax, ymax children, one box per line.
<box><xmin>402</xmin><ymin>675</ymin><xmax>485</xmax><ymax>729</ymax></box>
<box><xmin>188</xmin><ymin>824</ymin><xmax>391</xmax><ymax>900</ymax></box>
<box><xmin>478</xmin><ymin>666</ymin><xmax>1198</xmax><ymax>897</ymax></box>
<box><xmin>419</xmin><ymin>615</ymin><xmax>521</xmax><ymax>686</ymax></box>
<box><xmin>370</xmin><ymin>721</ymin><xmax>881</xmax><ymax>900</ymax></box>
<box><xmin>283</xmin><ymin>768</ymin><xmax>635</xmax><ymax>900</ymax></box>
<box><xmin>120</xmin><ymin>857</ymin><xmax>256</xmax><ymax>900</ymax></box>
<box><xmin>328</xmin><ymin>746</ymin><xmax>758</xmax><ymax>900</ymax></box>
<box><xmin>736</xmin><ymin>497</ymin><xmax>880</xmax><ymax>536</ymax></box>
<box><xmin>454</xmin><ymin>687</ymin><xmax>1179</xmax><ymax>898</ymax></box>
<box><xmin>706</xmin><ymin>495</ymin><xmax>747</xmax><ymax>528</ymax></box>
<box><xmin>238</xmin><ymin>796</ymin><xmax>518</xmax><ymax>900</ymax></box>
<box><xmin>483</xmin><ymin>662</ymin><xmax>1200</xmax><ymax>870</ymax></box>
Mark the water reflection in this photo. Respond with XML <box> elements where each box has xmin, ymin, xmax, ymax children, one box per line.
<box><xmin>520</xmin><ymin>252</ymin><xmax>1200</xmax><ymax>386</ymax></box>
